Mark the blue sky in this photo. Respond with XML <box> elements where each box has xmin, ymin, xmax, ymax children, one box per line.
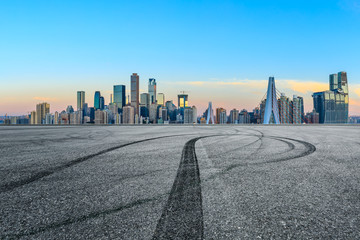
<box><xmin>1</xmin><ymin>0</ymin><xmax>360</xmax><ymax>115</ymax></box>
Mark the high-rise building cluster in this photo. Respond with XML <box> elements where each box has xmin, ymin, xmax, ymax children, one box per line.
<box><xmin>312</xmin><ymin>72</ymin><xmax>349</xmax><ymax>124</ymax></box>
<box><xmin>1</xmin><ymin>71</ymin><xmax>352</xmax><ymax>125</ymax></box>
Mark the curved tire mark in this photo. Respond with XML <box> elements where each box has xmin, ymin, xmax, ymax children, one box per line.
<box><xmin>0</xmin><ymin>134</ymin><xmax>194</xmax><ymax>193</ymax></box>
<box><xmin>208</xmin><ymin>136</ymin><xmax>316</xmax><ymax>178</ymax></box>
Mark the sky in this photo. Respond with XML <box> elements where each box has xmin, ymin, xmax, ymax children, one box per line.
<box><xmin>1</xmin><ymin>0</ymin><xmax>360</xmax><ymax>115</ymax></box>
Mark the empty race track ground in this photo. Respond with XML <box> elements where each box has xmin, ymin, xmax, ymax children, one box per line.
<box><xmin>0</xmin><ymin>125</ymin><xmax>359</xmax><ymax>239</ymax></box>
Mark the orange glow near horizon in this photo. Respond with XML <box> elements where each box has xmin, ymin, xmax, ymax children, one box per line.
<box><xmin>2</xmin><ymin>80</ymin><xmax>360</xmax><ymax>116</ymax></box>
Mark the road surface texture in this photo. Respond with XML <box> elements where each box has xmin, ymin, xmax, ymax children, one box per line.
<box><xmin>0</xmin><ymin>125</ymin><xmax>359</xmax><ymax>239</ymax></box>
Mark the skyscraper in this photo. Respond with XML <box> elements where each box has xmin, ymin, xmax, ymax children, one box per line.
<box><xmin>149</xmin><ymin>103</ymin><xmax>158</xmax><ymax>123</ymax></box>
<box><xmin>216</xmin><ymin>107</ymin><xmax>226</xmax><ymax>124</ymax></box>
<box><xmin>140</xmin><ymin>93</ymin><xmax>150</xmax><ymax>109</ymax></box>
<box><xmin>229</xmin><ymin>109</ymin><xmax>239</xmax><ymax>124</ymax></box>
<box><xmin>338</xmin><ymin>71</ymin><xmax>349</xmax><ymax>123</ymax></box>
<box><xmin>149</xmin><ymin>78</ymin><xmax>157</xmax><ymax>104</ymax></box>
<box><xmin>35</xmin><ymin>102</ymin><xmax>50</xmax><ymax>124</ymax></box>
<box><xmin>140</xmin><ymin>93</ymin><xmax>150</xmax><ymax>118</ymax></box>
<box><xmin>263</xmin><ymin>77</ymin><xmax>280</xmax><ymax>124</ymax></box>
<box><xmin>54</xmin><ymin>111</ymin><xmax>59</xmax><ymax>125</ymax></box>
<box><xmin>192</xmin><ymin>106</ymin><xmax>197</xmax><ymax>124</ymax></box>
<box><xmin>178</xmin><ymin>94</ymin><xmax>188</xmax><ymax>108</ymax></box>
<box><xmin>77</xmin><ymin>91</ymin><xmax>85</xmax><ymax>111</ymax></box>
<box><xmin>30</xmin><ymin>111</ymin><xmax>36</xmax><ymax>125</ymax></box>
<box><xmin>184</xmin><ymin>108</ymin><xmax>193</xmax><ymax>124</ymax></box>
<box><xmin>100</xmin><ymin>96</ymin><xmax>105</xmax><ymax>110</ymax></box>
<box><xmin>123</xmin><ymin>105</ymin><xmax>135</xmax><ymax>124</ymax></box>
<box><xmin>205</xmin><ymin>102</ymin><xmax>215</xmax><ymax>124</ymax></box>
<box><xmin>66</xmin><ymin>105</ymin><xmax>74</xmax><ymax>113</ymax></box>
<box><xmin>131</xmin><ymin>73</ymin><xmax>140</xmax><ymax>115</ymax></box>
<box><xmin>239</xmin><ymin>109</ymin><xmax>250</xmax><ymax>124</ymax></box>
<box><xmin>94</xmin><ymin>91</ymin><xmax>101</xmax><ymax>110</ymax></box>
<box><xmin>160</xmin><ymin>107</ymin><xmax>168</xmax><ymax>121</ymax></box>
<box><xmin>292</xmin><ymin>95</ymin><xmax>302</xmax><ymax>124</ymax></box>
<box><xmin>278</xmin><ymin>93</ymin><xmax>291</xmax><ymax>124</ymax></box>
<box><xmin>298</xmin><ymin>96</ymin><xmax>304</xmax><ymax>123</ymax></box>
<box><xmin>219</xmin><ymin>110</ymin><xmax>227</xmax><ymax>124</ymax></box>
<box><xmin>313</xmin><ymin>71</ymin><xmax>349</xmax><ymax>123</ymax></box>
<box><xmin>329</xmin><ymin>73</ymin><xmax>338</xmax><ymax>91</ymax></box>
<box><xmin>113</xmin><ymin>85</ymin><xmax>126</xmax><ymax>109</ymax></box>
<box><xmin>94</xmin><ymin>110</ymin><xmax>105</xmax><ymax>124</ymax></box>
<box><xmin>157</xmin><ymin>93</ymin><xmax>165</xmax><ymax>106</ymax></box>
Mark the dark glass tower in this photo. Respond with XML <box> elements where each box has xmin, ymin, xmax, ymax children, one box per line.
<box><xmin>312</xmin><ymin>71</ymin><xmax>349</xmax><ymax>123</ymax></box>
<box><xmin>113</xmin><ymin>85</ymin><xmax>126</xmax><ymax>109</ymax></box>
<box><xmin>77</xmin><ymin>91</ymin><xmax>85</xmax><ymax>111</ymax></box>
<box><xmin>94</xmin><ymin>91</ymin><xmax>101</xmax><ymax>110</ymax></box>
<box><xmin>100</xmin><ymin>96</ymin><xmax>105</xmax><ymax>110</ymax></box>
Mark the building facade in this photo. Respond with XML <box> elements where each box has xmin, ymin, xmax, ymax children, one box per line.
<box><xmin>157</xmin><ymin>93</ymin><xmax>165</xmax><ymax>106</ymax></box>
<box><xmin>94</xmin><ymin>91</ymin><xmax>101</xmax><ymax>110</ymax></box>
<box><xmin>123</xmin><ymin>105</ymin><xmax>135</xmax><ymax>124</ymax></box>
<box><xmin>131</xmin><ymin>73</ymin><xmax>140</xmax><ymax>115</ymax></box>
<box><xmin>148</xmin><ymin>78</ymin><xmax>157</xmax><ymax>104</ymax></box>
<box><xmin>313</xmin><ymin>72</ymin><xmax>349</xmax><ymax>124</ymax></box>
<box><xmin>36</xmin><ymin>102</ymin><xmax>50</xmax><ymax>124</ymax></box>
<box><xmin>77</xmin><ymin>91</ymin><xmax>85</xmax><ymax>111</ymax></box>
<box><xmin>113</xmin><ymin>85</ymin><xmax>126</xmax><ymax>110</ymax></box>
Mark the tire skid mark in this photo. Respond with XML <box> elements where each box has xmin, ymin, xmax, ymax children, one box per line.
<box><xmin>152</xmin><ymin>136</ymin><xmax>208</xmax><ymax>240</ymax></box>
<box><xmin>269</xmin><ymin>137</ymin><xmax>296</xmax><ymax>153</ymax></box>
<box><xmin>209</xmin><ymin>136</ymin><xmax>262</xmax><ymax>158</ymax></box>
<box><xmin>0</xmin><ymin>134</ymin><xmax>194</xmax><ymax>193</ymax></box>
<box><xmin>2</xmin><ymin>195</ymin><xmax>164</xmax><ymax>239</ymax></box>
<box><xmin>206</xmin><ymin>135</ymin><xmax>316</xmax><ymax>179</ymax></box>
<box><xmin>266</xmin><ymin>136</ymin><xmax>317</xmax><ymax>163</ymax></box>
<box><xmin>1</xmin><ymin>134</ymin><xmax>218</xmax><ymax>239</ymax></box>
<box><xmin>152</xmin><ymin>133</ymin><xmax>262</xmax><ymax>239</ymax></box>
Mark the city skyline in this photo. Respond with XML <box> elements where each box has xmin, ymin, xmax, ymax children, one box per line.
<box><xmin>1</xmin><ymin>73</ymin><xmax>359</xmax><ymax>117</ymax></box>
<box><xmin>1</xmin><ymin>1</ymin><xmax>360</xmax><ymax>115</ymax></box>
<box><xmin>2</xmin><ymin>71</ymin><xmax>352</xmax><ymax>125</ymax></box>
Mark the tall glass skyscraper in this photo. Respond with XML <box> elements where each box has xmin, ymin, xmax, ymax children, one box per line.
<box><xmin>94</xmin><ymin>91</ymin><xmax>101</xmax><ymax>110</ymax></box>
<box><xmin>100</xmin><ymin>96</ymin><xmax>105</xmax><ymax>110</ymax></box>
<box><xmin>148</xmin><ymin>78</ymin><xmax>157</xmax><ymax>104</ymax></box>
<box><xmin>178</xmin><ymin>94</ymin><xmax>188</xmax><ymax>108</ymax></box>
<box><xmin>77</xmin><ymin>91</ymin><xmax>85</xmax><ymax>111</ymax></box>
<box><xmin>313</xmin><ymin>71</ymin><xmax>349</xmax><ymax>123</ymax></box>
<box><xmin>157</xmin><ymin>93</ymin><xmax>165</xmax><ymax>106</ymax></box>
<box><xmin>131</xmin><ymin>73</ymin><xmax>139</xmax><ymax>115</ymax></box>
<box><xmin>113</xmin><ymin>85</ymin><xmax>126</xmax><ymax>109</ymax></box>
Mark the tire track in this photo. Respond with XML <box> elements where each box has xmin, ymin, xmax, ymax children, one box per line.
<box><xmin>203</xmin><ymin>129</ymin><xmax>264</xmax><ymax>159</ymax></box>
<box><xmin>152</xmin><ymin>136</ymin><xmax>206</xmax><ymax>240</ymax></box>
<box><xmin>269</xmin><ymin>137</ymin><xmax>295</xmax><ymax>153</ymax></box>
<box><xmin>263</xmin><ymin>136</ymin><xmax>316</xmax><ymax>164</ymax></box>
<box><xmin>1</xmin><ymin>134</ymin><xmax>220</xmax><ymax>239</ymax></box>
<box><xmin>2</xmin><ymin>195</ymin><xmax>164</xmax><ymax>239</ymax></box>
<box><xmin>207</xmin><ymin>136</ymin><xmax>316</xmax><ymax>178</ymax></box>
<box><xmin>0</xmin><ymin>134</ymin><xmax>194</xmax><ymax>193</ymax></box>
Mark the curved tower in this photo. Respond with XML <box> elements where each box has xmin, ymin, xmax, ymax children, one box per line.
<box><xmin>206</xmin><ymin>102</ymin><xmax>215</xmax><ymax>124</ymax></box>
<box><xmin>263</xmin><ymin>77</ymin><xmax>280</xmax><ymax>124</ymax></box>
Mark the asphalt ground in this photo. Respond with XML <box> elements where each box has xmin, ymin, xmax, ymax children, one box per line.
<box><xmin>0</xmin><ymin>125</ymin><xmax>359</xmax><ymax>239</ymax></box>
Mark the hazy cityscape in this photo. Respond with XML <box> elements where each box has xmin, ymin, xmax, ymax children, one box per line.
<box><xmin>2</xmin><ymin>71</ymin><xmax>359</xmax><ymax>125</ymax></box>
